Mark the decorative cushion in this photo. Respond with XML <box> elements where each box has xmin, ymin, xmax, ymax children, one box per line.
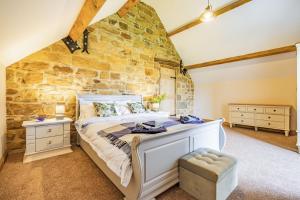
<box><xmin>127</xmin><ymin>102</ymin><xmax>146</xmax><ymax>113</ymax></box>
<box><xmin>115</xmin><ymin>104</ymin><xmax>131</xmax><ymax>115</ymax></box>
<box><xmin>79</xmin><ymin>103</ymin><xmax>97</xmax><ymax>119</ymax></box>
<box><xmin>93</xmin><ymin>102</ymin><xmax>117</xmax><ymax>117</ymax></box>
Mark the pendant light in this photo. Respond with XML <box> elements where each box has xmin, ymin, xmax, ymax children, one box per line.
<box><xmin>201</xmin><ymin>0</ymin><xmax>215</xmax><ymax>22</ymax></box>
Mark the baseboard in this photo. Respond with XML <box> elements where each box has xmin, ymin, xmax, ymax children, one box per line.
<box><xmin>0</xmin><ymin>150</ymin><xmax>8</xmax><ymax>171</ymax></box>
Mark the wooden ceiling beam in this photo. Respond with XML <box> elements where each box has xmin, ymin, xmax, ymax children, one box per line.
<box><xmin>167</xmin><ymin>0</ymin><xmax>252</xmax><ymax>37</ymax></box>
<box><xmin>69</xmin><ymin>0</ymin><xmax>106</xmax><ymax>41</ymax></box>
<box><xmin>186</xmin><ymin>45</ymin><xmax>297</xmax><ymax>70</ymax></box>
<box><xmin>118</xmin><ymin>0</ymin><xmax>140</xmax><ymax>17</ymax></box>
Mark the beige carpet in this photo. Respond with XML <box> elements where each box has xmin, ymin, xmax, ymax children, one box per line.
<box><xmin>1</xmin><ymin>128</ymin><xmax>300</xmax><ymax>200</ymax></box>
<box><xmin>227</xmin><ymin>126</ymin><xmax>298</xmax><ymax>152</ymax></box>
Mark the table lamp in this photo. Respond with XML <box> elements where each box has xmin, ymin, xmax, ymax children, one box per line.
<box><xmin>56</xmin><ymin>104</ymin><xmax>65</xmax><ymax>120</ymax></box>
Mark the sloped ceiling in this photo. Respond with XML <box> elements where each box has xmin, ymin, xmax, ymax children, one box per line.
<box><xmin>1</xmin><ymin>0</ymin><xmax>300</xmax><ymax>67</ymax></box>
<box><xmin>144</xmin><ymin>0</ymin><xmax>300</xmax><ymax>66</ymax></box>
<box><xmin>0</xmin><ymin>0</ymin><xmax>127</xmax><ymax>67</ymax></box>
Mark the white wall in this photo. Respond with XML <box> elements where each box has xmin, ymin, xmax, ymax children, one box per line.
<box><xmin>0</xmin><ymin>0</ymin><xmax>127</xmax><ymax>67</ymax></box>
<box><xmin>190</xmin><ymin>52</ymin><xmax>297</xmax><ymax>130</ymax></box>
<box><xmin>0</xmin><ymin>64</ymin><xmax>6</xmax><ymax>160</ymax></box>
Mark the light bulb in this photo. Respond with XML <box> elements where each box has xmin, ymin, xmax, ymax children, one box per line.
<box><xmin>201</xmin><ymin>5</ymin><xmax>215</xmax><ymax>22</ymax></box>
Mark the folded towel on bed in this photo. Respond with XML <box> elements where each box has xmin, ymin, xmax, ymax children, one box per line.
<box><xmin>132</xmin><ymin>123</ymin><xmax>167</xmax><ymax>134</ymax></box>
<box><xmin>142</xmin><ymin>120</ymin><xmax>156</xmax><ymax>127</ymax></box>
<box><xmin>180</xmin><ymin>115</ymin><xmax>204</xmax><ymax>124</ymax></box>
<box><xmin>142</xmin><ymin>119</ymin><xmax>180</xmax><ymax>128</ymax></box>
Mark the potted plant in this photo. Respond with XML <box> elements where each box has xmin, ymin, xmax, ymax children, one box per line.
<box><xmin>149</xmin><ymin>94</ymin><xmax>166</xmax><ymax>111</ymax></box>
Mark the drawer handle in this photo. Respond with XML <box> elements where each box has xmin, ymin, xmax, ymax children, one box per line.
<box><xmin>237</xmin><ymin>108</ymin><xmax>240</xmax><ymax>110</ymax></box>
<box><xmin>268</xmin><ymin>116</ymin><xmax>271</xmax><ymax>119</ymax></box>
<box><xmin>241</xmin><ymin>114</ymin><xmax>244</xmax><ymax>117</ymax></box>
<box><xmin>48</xmin><ymin>140</ymin><xmax>52</xmax><ymax>144</ymax></box>
<box><xmin>254</xmin><ymin>108</ymin><xmax>256</xmax><ymax>111</ymax></box>
<box><xmin>241</xmin><ymin>120</ymin><xmax>244</xmax><ymax>122</ymax></box>
<box><xmin>273</xmin><ymin>109</ymin><xmax>276</xmax><ymax>112</ymax></box>
<box><xmin>48</xmin><ymin>129</ymin><xmax>52</xmax><ymax>133</ymax></box>
<box><xmin>268</xmin><ymin>123</ymin><xmax>271</xmax><ymax>126</ymax></box>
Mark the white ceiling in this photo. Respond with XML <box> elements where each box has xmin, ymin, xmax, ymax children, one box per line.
<box><xmin>146</xmin><ymin>0</ymin><xmax>300</xmax><ymax>66</ymax></box>
<box><xmin>143</xmin><ymin>0</ymin><xmax>233</xmax><ymax>32</ymax></box>
<box><xmin>1</xmin><ymin>0</ymin><xmax>300</xmax><ymax>67</ymax></box>
<box><xmin>0</xmin><ymin>0</ymin><xmax>126</xmax><ymax>67</ymax></box>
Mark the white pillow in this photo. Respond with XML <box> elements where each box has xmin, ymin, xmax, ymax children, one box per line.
<box><xmin>115</xmin><ymin>103</ymin><xmax>131</xmax><ymax>116</ymax></box>
<box><xmin>79</xmin><ymin>103</ymin><xmax>96</xmax><ymax>119</ymax></box>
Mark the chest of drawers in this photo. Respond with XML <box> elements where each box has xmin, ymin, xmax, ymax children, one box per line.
<box><xmin>228</xmin><ymin>104</ymin><xmax>291</xmax><ymax>136</ymax></box>
<box><xmin>22</xmin><ymin>118</ymin><xmax>73</xmax><ymax>163</ymax></box>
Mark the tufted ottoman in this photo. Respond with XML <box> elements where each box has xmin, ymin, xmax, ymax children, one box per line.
<box><xmin>179</xmin><ymin>148</ymin><xmax>238</xmax><ymax>200</ymax></box>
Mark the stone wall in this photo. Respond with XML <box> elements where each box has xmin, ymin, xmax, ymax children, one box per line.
<box><xmin>6</xmin><ymin>2</ymin><xmax>194</xmax><ymax>151</ymax></box>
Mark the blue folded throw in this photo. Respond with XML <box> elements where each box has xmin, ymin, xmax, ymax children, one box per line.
<box><xmin>180</xmin><ymin>115</ymin><xmax>204</xmax><ymax>124</ymax></box>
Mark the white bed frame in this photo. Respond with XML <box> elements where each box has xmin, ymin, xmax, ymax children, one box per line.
<box><xmin>76</xmin><ymin>94</ymin><xmax>226</xmax><ymax>200</ymax></box>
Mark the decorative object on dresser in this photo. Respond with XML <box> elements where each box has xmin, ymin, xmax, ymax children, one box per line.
<box><xmin>22</xmin><ymin>118</ymin><xmax>73</xmax><ymax>163</ymax></box>
<box><xmin>229</xmin><ymin>104</ymin><xmax>291</xmax><ymax>136</ymax></box>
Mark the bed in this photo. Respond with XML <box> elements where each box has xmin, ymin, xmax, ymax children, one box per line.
<box><xmin>75</xmin><ymin>94</ymin><xmax>226</xmax><ymax>200</ymax></box>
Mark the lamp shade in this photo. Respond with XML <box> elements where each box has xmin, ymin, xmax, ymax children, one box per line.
<box><xmin>56</xmin><ymin>104</ymin><xmax>65</xmax><ymax>120</ymax></box>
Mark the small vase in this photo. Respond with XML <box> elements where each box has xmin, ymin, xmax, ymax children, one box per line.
<box><xmin>151</xmin><ymin>103</ymin><xmax>160</xmax><ymax>111</ymax></box>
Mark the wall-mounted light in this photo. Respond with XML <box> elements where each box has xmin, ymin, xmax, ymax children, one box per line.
<box><xmin>201</xmin><ymin>0</ymin><xmax>215</xmax><ymax>22</ymax></box>
<box><xmin>179</xmin><ymin>60</ymin><xmax>188</xmax><ymax>76</ymax></box>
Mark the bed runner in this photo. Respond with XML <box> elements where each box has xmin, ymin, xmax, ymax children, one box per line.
<box><xmin>97</xmin><ymin>119</ymin><xmax>181</xmax><ymax>158</ymax></box>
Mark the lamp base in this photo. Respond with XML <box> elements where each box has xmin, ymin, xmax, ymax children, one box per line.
<box><xmin>56</xmin><ymin>115</ymin><xmax>65</xmax><ymax>120</ymax></box>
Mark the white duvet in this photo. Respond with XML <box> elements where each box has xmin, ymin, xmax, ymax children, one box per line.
<box><xmin>75</xmin><ymin>112</ymin><xmax>170</xmax><ymax>187</ymax></box>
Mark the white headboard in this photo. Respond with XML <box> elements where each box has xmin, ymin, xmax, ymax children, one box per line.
<box><xmin>76</xmin><ymin>94</ymin><xmax>143</xmax><ymax>120</ymax></box>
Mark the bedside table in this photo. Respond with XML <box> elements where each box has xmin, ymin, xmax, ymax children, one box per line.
<box><xmin>22</xmin><ymin>118</ymin><xmax>73</xmax><ymax>163</ymax></box>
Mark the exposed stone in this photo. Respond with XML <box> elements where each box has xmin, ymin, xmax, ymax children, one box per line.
<box><xmin>47</xmin><ymin>76</ymin><xmax>73</xmax><ymax>86</ymax></box>
<box><xmin>6</xmin><ymin>89</ymin><xmax>18</xmax><ymax>95</ymax></box>
<box><xmin>6</xmin><ymin>69</ymin><xmax>15</xmax><ymax>82</ymax></box>
<box><xmin>5</xmin><ymin>2</ymin><xmax>193</xmax><ymax>151</ymax></box>
<box><xmin>109</xmin><ymin>19</ymin><xmax>117</xmax><ymax>25</ymax></box>
<box><xmin>53</xmin><ymin>65</ymin><xmax>73</xmax><ymax>74</ymax></box>
<box><xmin>76</xmin><ymin>69</ymin><xmax>98</xmax><ymax>77</ymax></box>
<box><xmin>100</xmin><ymin>71</ymin><xmax>109</xmax><ymax>79</ymax></box>
<box><xmin>110</xmin><ymin>73</ymin><xmax>120</xmax><ymax>80</ymax></box>
<box><xmin>17</xmin><ymin>89</ymin><xmax>38</xmax><ymax>102</ymax></box>
<box><xmin>177</xmin><ymin>102</ymin><xmax>188</xmax><ymax>109</ymax></box>
<box><xmin>119</xmin><ymin>22</ymin><xmax>128</xmax><ymax>30</ymax></box>
<box><xmin>17</xmin><ymin>62</ymin><xmax>50</xmax><ymax>72</ymax></box>
<box><xmin>121</xmin><ymin>32</ymin><xmax>131</xmax><ymax>40</ymax></box>
<box><xmin>94</xmin><ymin>83</ymin><xmax>108</xmax><ymax>89</ymax></box>
<box><xmin>140</xmin><ymin>54</ymin><xmax>151</xmax><ymax>61</ymax></box>
<box><xmin>146</xmin><ymin>28</ymin><xmax>153</xmax><ymax>34</ymax></box>
<box><xmin>7</xmin><ymin>103</ymin><xmax>42</xmax><ymax>115</ymax></box>
<box><xmin>23</xmin><ymin>73</ymin><xmax>43</xmax><ymax>84</ymax></box>
<box><xmin>154</xmin><ymin>57</ymin><xmax>179</xmax><ymax>67</ymax></box>
<box><xmin>145</xmin><ymin>68</ymin><xmax>153</xmax><ymax>76</ymax></box>
<box><xmin>94</xmin><ymin>62</ymin><xmax>110</xmax><ymax>71</ymax></box>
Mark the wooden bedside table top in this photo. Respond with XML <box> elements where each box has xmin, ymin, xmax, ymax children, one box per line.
<box><xmin>22</xmin><ymin>117</ymin><xmax>73</xmax><ymax>127</ymax></box>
